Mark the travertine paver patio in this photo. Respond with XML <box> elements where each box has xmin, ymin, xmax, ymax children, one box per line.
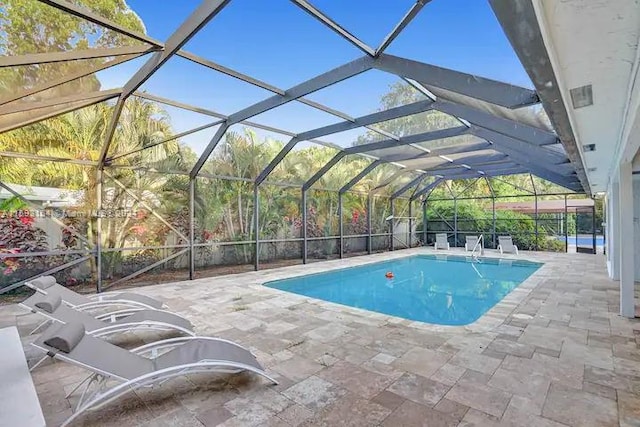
<box><xmin>2</xmin><ymin>248</ymin><xmax>640</xmax><ymax>426</ymax></box>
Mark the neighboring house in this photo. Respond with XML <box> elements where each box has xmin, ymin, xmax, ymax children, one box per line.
<box><xmin>0</xmin><ymin>183</ymin><xmax>84</xmax><ymax>249</ymax></box>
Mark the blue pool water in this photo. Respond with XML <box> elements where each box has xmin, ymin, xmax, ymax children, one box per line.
<box><xmin>265</xmin><ymin>255</ymin><xmax>541</xmax><ymax>326</ymax></box>
<box><xmin>555</xmin><ymin>235</ymin><xmax>604</xmax><ymax>246</ymax></box>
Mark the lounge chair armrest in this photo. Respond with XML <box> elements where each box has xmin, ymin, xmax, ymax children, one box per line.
<box><xmin>73</xmin><ymin>301</ymin><xmax>147</xmax><ymax>312</ymax></box>
<box><xmin>94</xmin><ymin>308</ymin><xmax>144</xmax><ymax>321</ymax></box>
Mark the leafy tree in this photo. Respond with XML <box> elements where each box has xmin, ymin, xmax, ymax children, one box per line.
<box><xmin>0</xmin><ymin>0</ymin><xmax>145</xmax><ymax>101</ymax></box>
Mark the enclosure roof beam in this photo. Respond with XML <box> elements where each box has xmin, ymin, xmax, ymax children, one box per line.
<box><xmin>469</xmin><ymin>126</ymin><xmax>568</xmax><ymax>164</ymax></box>
<box><xmin>289</xmin><ymin>0</ymin><xmax>376</xmax><ymax>56</ymax></box>
<box><xmin>374</xmin><ymin>54</ymin><xmax>540</xmax><ymax>108</ymax></box>
<box><xmin>0</xmin><ymin>88</ymin><xmax>122</xmax><ymax>115</ymax></box>
<box><xmin>255</xmin><ymin>98</ymin><xmax>433</xmax><ymax>185</ymax></box>
<box><xmin>436</xmin><ymin>168</ymin><xmax>529</xmax><ymax>181</ymax></box>
<box><xmin>0</xmin><ymin>45</ymin><xmax>157</xmax><ymax>68</ymax></box>
<box><xmin>378</xmin><ymin>141</ymin><xmax>491</xmax><ymax>163</ymax></box>
<box><xmin>134</xmin><ymin>91</ymin><xmax>299</xmax><ymax>138</ymax></box>
<box><xmin>301</xmin><ymin>152</ymin><xmax>347</xmax><ymax>191</ymax></box>
<box><xmin>121</xmin><ymin>1</ymin><xmax>230</xmax><ymax>100</ymax></box>
<box><xmin>0</xmin><ymin>55</ymin><xmax>141</xmax><ymax>107</ymax></box>
<box><xmin>339</xmin><ymin>160</ymin><xmax>383</xmax><ymax>194</ymax></box>
<box><xmin>375</xmin><ymin>1</ymin><xmax>429</xmax><ymax>56</ymax></box>
<box><xmin>410</xmin><ymin>154</ymin><xmax>510</xmax><ymax>172</ymax></box>
<box><xmin>193</xmin><ymin>56</ymin><xmax>375</xmax><ymax>178</ymax></box>
<box><xmin>107</xmin><ymin>119</ymin><xmax>225</xmax><ymax>163</ymax></box>
<box><xmin>133</xmin><ymin>92</ymin><xmax>225</xmax><ymax>118</ymax></box>
<box><xmin>189</xmin><ymin>123</ymin><xmax>231</xmax><ymax>178</ymax></box>
<box><xmin>424</xmin><ymin>161</ymin><xmax>522</xmax><ymax>177</ymax></box>
<box><xmin>471</xmin><ymin>127</ymin><xmax>574</xmax><ymax>174</ymax></box>
<box><xmin>391</xmin><ymin>174</ymin><xmax>428</xmax><ymax>199</ymax></box>
<box><xmin>411</xmin><ymin>178</ymin><xmax>443</xmax><ymax>201</ymax></box>
<box><xmin>489</xmin><ymin>0</ymin><xmax>590</xmax><ymax>194</ymax></box>
<box><xmin>0</xmin><ymin>151</ymin><xmax>97</xmax><ymax>166</ymax></box>
<box><xmin>342</xmin><ymin>126</ymin><xmax>468</xmax><ymax>155</ymax></box>
<box><xmin>432</xmin><ymin>100</ymin><xmax>559</xmax><ymax>146</ymax></box>
<box><xmin>0</xmin><ymin>90</ymin><xmax>121</xmax><ymax>134</ymax></box>
<box><xmin>177</xmin><ymin>50</ymin><xmax>286</xmax><ymax>95</ymax></box>
<box><xmin>371</xmin><ymin>170</ymin><xmax>412</xmax><ymax>194</ymax></box>
<box><xmin>229</xmin><ymin>56</ymin><xmax>375</xmax><ymax>125</ymax></box>
<box><xmin>296</xmin><ymin>99</ymin><xmax>434</xmax><ymax>142</ymax></box>
<box><xmin>100</xmin><ymin>0</ymin><xmax>232</xmax><ymax>168</ymax></box>
<box><xmin>37</xmin><ymin>0</ymin><xmax>163</xmax><ymax>47</ymax></box>
<box><xmin>490</xmin><ymin>148</ymin><xmax>582</xmax><ymax>189</ymax></box>
<box><xmin>489</xmin><ymin>175</ymin><xmax>536</xmax><ymax>195</ymax></box>
<box><xmin>455</xmin><ymin>177</ymin><xmax>481</xmax><ymax>199</ymax></box>
<box><xmin>177</xmin><ymin>50</ymin><xmax>401</xmax><ymax>142</ymax></box>
<box><xmin>471</xmin><ymin>129</ymin><xmax>575</xmax><ymax>175</ymax></box>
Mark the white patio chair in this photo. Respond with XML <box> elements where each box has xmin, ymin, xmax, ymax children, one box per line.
<box><xmin>465</xmin><ymin>235</ymin><xmax>479</xmax><ymax>251</ymax></box>
<box><xmin>498</xmin><ymin>236</ymin><xmax>519</xmax><ymax>255</ymax></box>
<box><xmin>435</xmin><ymin>233</ymin><xmax>450</xmax><ymax>250</ymax></box>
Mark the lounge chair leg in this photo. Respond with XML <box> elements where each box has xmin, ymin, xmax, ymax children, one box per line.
<box><xmin>29</xmin><ymin>355</ymin><xmax>49</xmax><ymax>371</ymax></box>
<box><xmin>65</xmin><ymin>374</ymin><xmax>94</xmax><ymax>398</ymax></box>
<box><xmin>76</xmin><ymin>374</ymin><xmax>102</xmax><ymax>412</ymax></box>
<box><xmin>29</xmin><ymin>319</ymin><xmax>50</xmax><ymax>335</ymax></box>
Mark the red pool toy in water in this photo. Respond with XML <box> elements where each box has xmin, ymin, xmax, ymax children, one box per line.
<box><xmin>385</xmin><ymin>271</ymin><xmax>394</xmax><ymax>279</ymax></box>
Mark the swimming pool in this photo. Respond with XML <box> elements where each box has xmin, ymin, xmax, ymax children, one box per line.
<box><xmin>265</xmin><ymin>255</ymin><xmax>541</xmax><ymax>326</ymax></box>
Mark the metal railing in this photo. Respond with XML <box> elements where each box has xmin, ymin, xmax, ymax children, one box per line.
<box><xmin>470</xmin><ymin>234</ymin><xmax>484</xmax><ymax>261</ymax></box>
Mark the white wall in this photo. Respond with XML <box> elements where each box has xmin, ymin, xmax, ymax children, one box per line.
<box><xmin>633</xmin><ymin>175</ymin><xmax>640</xmax><ymax>280</ymax></box>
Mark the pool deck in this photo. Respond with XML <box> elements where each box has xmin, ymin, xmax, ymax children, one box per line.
<box><xmin>2</xmin><ymin>248</ymin><xmax>639</xmax><ymax>426</ymax></box>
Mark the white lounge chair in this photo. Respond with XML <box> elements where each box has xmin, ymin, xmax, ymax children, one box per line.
<box><xmin>32</xmin><ymin>322</ymin><xmax>277</xmax><ymax>427</ymax></box>
<box><xmin>21</xmin><ymin>292</ymin><xmax>195</xmax><ymax>340</ymax></box>
<box><xmin>498</xmin><ymin>236</ymin><xmax>519</xmax><ymax>255</ymax></box>
<box><xmin>465</xmin><ymin>235</ymin><xmax>479</xmax><ymax>251</ymax></box>
<box><xmin>435</xmin><ymin>233</ymin><xmax>450</xmax><ymax>250</ymax></box>
<box><xmin>26</xmin><ymin>276</ymin><xmax>165</xmax><ymax>312</ymax></box>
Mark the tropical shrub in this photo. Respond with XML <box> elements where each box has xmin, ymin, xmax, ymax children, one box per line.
<box><xmin>0</xmin><ymin>215</ymin><xmax>49</xmax><ymax>286</ymax></box>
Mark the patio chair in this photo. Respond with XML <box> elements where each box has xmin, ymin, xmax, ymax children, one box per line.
<box><xmin>20</xmin><ymin>292</ymin><xmax>195</xmax><ymax>341</ymax></box>
<box><xmin>435</xmin><ymin>233</ymin><xmax>450</xmax><ymax>250</ymax></box>
<box><xmin>465</xmin><ymin>235</ymin><xmax>479</xmax><ymax>251</ymax></box>
<box><xmin>498</xmin><ymin>236</ymin><xmax>519</xmax><ymax>255</ymax></box>
<box><xmin>26</xmin><ymin>275</ymin><xmax>166</xmax><ymax>312</ymax></box>
<box><xmin>32</xmin><ymin>322</ymin><xmax>277</xmax><ymax>427</ymax></box>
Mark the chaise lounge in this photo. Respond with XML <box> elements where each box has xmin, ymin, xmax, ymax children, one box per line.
<box><xmin>21</xmin><ymin>293</ymin><xmax>195</xmax><ymax>341</ymax></box>
<box><xmin>26</xmin><ymin>276</ymin><xmax>166</xmax><ymax>312</ymax></box>
<box><xmin>32</xmin><ymin>322</ymin><xmax>277</xmax><ymax>427</ymax></box>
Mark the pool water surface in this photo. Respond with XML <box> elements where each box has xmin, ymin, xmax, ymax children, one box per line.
<box><xmin>265</xmin><ymin>255</ymin><xmax>541</xmax><ymax>325</ymax></box>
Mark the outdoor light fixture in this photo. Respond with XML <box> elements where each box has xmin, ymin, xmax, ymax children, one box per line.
<box><xmin>570</xmin><ymin>84</ymin><xmax>593</xmax><ymax>109</ymax></box>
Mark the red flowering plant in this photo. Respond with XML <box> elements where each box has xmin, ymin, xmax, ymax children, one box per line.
<box><xmin>346</xmin><ymin>209</ymin><xmax>368</xmax><ymax>235</ymax></box>
<box><xmin>286</xmin><ymin>206</ymin><xmax>323</xmax><ymax>238</ymax></box>
<box><xmin>0</xmin><ymin>216</ymin><xmax>49</xmax><ymax>287</ymax></box>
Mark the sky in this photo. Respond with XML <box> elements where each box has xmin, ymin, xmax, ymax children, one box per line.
<box><xmin>98</xmin><ymin>0</ymin><xmax>532</xmax><ymax>157</ymax></box>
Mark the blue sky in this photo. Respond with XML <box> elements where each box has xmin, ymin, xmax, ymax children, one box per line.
<box><xmin>99</xmin><ymin>0</ymin><xmax>531</xmax><ymax>156</ymax></box>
